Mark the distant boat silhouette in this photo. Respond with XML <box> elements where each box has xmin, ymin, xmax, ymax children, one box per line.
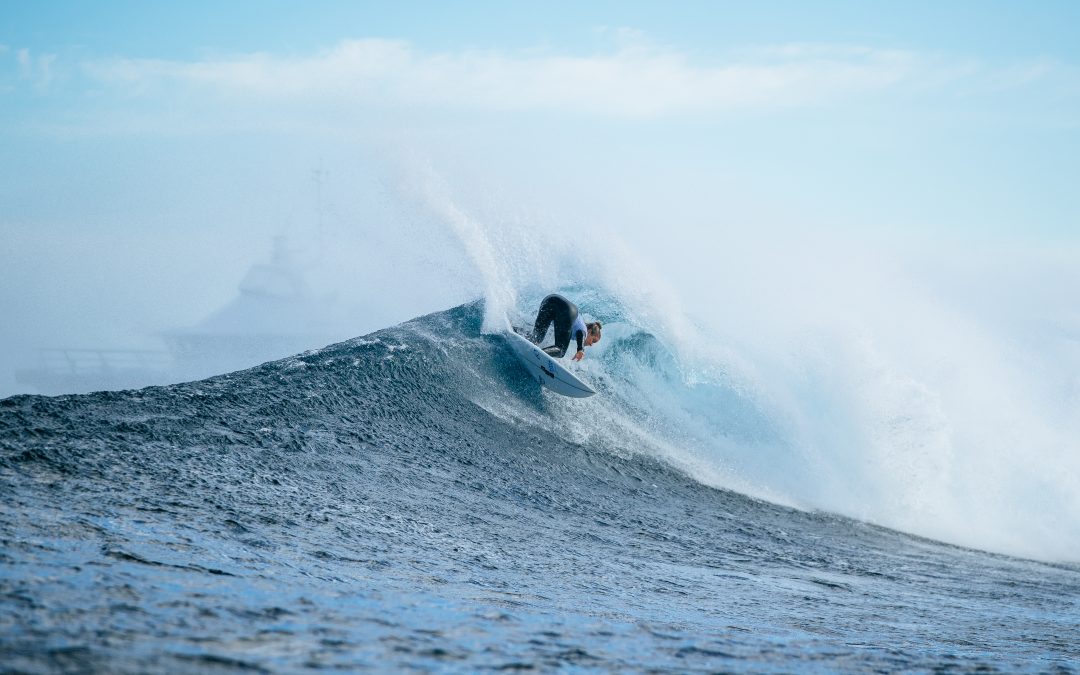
<box><xmin>16</xmin><ymin>237</ymin><xmax>350</xmax><ymax>395</ymax></box>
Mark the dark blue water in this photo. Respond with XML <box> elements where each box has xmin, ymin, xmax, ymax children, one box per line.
<box><xmin>2</xmin><ymin>302</ymin><xmax>1078</xmax><ymax>672</ymax></box>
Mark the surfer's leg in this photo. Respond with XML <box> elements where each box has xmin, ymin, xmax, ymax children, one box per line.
<box><xmin>531</xmin><ymin>295</ymin><xmax>566</xmax><ymax>344</ymax></box>
<box><xmin>531</xmin><ymin>300</ymin><xmax>555</xmax><ymax>344</ymax></box>
<box><xmin>552</xmin><ymin>302</ymin><xmax>574</xmax><ymax>356</ymax></box>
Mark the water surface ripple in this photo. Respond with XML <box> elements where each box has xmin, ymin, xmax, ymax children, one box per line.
<box><xmin>2</xmin><ymin>303</ymin><xmax>1078</xmax><ymax>672</ymax></box>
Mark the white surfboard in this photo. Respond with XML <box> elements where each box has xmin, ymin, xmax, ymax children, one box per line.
<box><xmin>505</xmin><ymin>329</ymin><xmax>597</xmax><ymax>398</ymax></box>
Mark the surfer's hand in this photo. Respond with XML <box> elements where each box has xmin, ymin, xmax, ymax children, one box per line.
<box><xmin>573</xmin><ymin>350</ymin><xmax>584</xmax><ymax>361</ymax></box>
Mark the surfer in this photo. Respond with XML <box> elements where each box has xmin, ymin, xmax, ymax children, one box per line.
<box><xmin>530</xmin><ymin>294</ymin><xmax>601</xmax><ymax>360</ymax></box>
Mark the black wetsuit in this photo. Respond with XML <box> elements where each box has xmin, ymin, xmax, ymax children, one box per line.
<box><xmin>530</xmin><ymin>294</ymin><xmax>585</xmax><ymax>358</ymax></box>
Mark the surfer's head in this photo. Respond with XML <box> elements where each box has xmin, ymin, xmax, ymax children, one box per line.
<box><xmin>585</xmin><ymin>321</ymin><xmax>602</xmax><ymax>347</ymax></box>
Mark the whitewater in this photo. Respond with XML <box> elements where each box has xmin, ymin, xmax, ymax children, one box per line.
<box><xmin>3</xmin><ymin>176</ymin><xmax>1080</xmax><ymax>670</ymax></box>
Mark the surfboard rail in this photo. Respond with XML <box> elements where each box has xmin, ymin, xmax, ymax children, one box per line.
<box><xmin>504</xmin><ymin>328</ymin><xmax>597</xmax><ymax>398</ymax></box>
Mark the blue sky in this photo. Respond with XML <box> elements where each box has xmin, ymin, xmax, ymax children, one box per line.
<box><xmin>6</xmin><ymin>1</ymin><xmax>1080</xmax><ymax>60</ymax></box>
<box><xmin>3</xmin><ymin>1</ymin><xmax>1078</xmax><ymax>237</ymax></box>
<box><xmin>2</xmin><ymin>2</ymin><xmax>1080</xmax><ymax>395</ymax></box>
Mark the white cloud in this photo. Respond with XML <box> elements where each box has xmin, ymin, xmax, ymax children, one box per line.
<box><xmin>81</xmin><ymin>38</ymin><xmax>944</xmax><ymax>119</ymax></box>
<box><xmin>15</xmin><ymin>48</ymin><xmax>57</xmax><ymax>89</ymax></box>
<box><xmin>988</xmin><ymin>59</ymin><xmax>1057</xmax><ymax>90</ymax></box>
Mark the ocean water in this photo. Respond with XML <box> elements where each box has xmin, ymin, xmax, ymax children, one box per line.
<box><xmin>2</xmin><ymin>300</ymin><xmax>1079</xmax><ymax>673</ymax></box>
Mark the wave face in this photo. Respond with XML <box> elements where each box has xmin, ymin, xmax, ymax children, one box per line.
<box><xmin>2</xmin><ymin>300</ymin><xmax>1078</xmax><ymax>672</ymax></box>
<box><xmin>405</xmin><ymin>162</ymin><xmax>1080</xmax><ymax>566</ymax></box>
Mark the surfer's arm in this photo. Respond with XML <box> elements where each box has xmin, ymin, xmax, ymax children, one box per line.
<box><xmin>572</xmin><ymin>330</ymin><xmax>585</xmax><ymax>360</ymax></box>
